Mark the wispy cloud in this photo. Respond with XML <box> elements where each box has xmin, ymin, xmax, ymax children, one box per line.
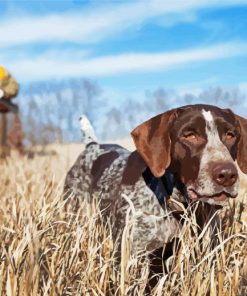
<box><xmin>239</xmin><ymin>82</ymin><xmax>247</xmax><ymax>93</ymax></box>
<box><xmin>1</xmin><ymin>0</ymin><xmax>247</xmax><ymax>47</ymax></box>
<box><xmin>6</xmin><ymin>42</ymin><xmax>247</xmax><ymax>82</ymax></box>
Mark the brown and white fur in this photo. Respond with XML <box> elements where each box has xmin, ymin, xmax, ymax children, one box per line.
<box><xmin>64</xmin><ymin>104</ymin><xmax>247</xmax><ymax>255</ymax></box>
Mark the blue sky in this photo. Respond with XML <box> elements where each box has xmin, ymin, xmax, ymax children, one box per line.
<box><xmin>1</xmin><ymin>0</ymin><xmax>247</xmax><ymax>98</ymax></box>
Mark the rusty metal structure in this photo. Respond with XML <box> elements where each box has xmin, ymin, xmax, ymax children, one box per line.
<box><xmin>0</xmin><ymin>66</ymin><xmax>23</xmax><ymax>157</ymax></box>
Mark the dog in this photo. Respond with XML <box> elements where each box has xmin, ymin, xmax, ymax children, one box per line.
<box><xmin>64</xmin><ymin>105</ymin><xmax>247</xmax><ymax>257</ymax></box>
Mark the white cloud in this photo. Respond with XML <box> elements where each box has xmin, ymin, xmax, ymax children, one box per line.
<box><xmin>239</xmin><ymin>82</ymin><xmax>247</xmax><ymax>108</ymax></box>
<box><xmin>239</xmin><ymin>82</ymin><xmax>247</xmax><ymax>92</ymax></box>
<box><xmin>1</xmin><ymin>0</ymin><xmax>247</xmax><ymax>47</ymax></box>
<box><xmin>5</xmin><ymin>41</ymin><xmax>247</xmax><ymax>82</ymax></box>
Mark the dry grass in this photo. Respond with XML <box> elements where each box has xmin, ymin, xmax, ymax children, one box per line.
<box><xmin>0</xmin><ymin>147</ymin><xmax>246</xmax><ymax>296</ymax></box>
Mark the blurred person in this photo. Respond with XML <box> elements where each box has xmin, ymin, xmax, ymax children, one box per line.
<box><xmin>0</xmin><ymin>66</ymin><xmax>24</xmax><ymax>156</ymax></box>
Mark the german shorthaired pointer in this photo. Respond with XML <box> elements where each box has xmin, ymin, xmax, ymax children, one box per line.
<box><xmin>64</xmin><ymin>105</ymin><xmax>247</xmax><ymax>254</ymax></box>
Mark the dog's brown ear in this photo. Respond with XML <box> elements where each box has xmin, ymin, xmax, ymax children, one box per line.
<box><xmin>131</xmin><ymin>109</ymin><xmax>176</xmax><ymax>177</ymax></box>
<box><xmin>235</xmin><ymin>114</ymin><xmax>247</xmax><ymax>174</ymax></box>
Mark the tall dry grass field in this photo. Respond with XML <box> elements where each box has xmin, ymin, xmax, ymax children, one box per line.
<box><xmin>0</xmin><ymin>145</ymin><xmax>246</xmax><ymax>295</ymax></box>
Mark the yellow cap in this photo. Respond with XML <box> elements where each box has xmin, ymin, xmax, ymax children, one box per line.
<box><xmin>0</xmin><ymin>66</ymin><xmax>6</xmax><ymax>80</ymax></box>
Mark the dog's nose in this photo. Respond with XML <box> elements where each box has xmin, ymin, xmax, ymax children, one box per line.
<box><xmin>212</xmin><ymin>162</ymin><xmax>238</xmax><ymax>187</ymax></box>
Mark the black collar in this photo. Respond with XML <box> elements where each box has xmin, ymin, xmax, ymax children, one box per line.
<box><xmin>142</xmin><ymin>167</ymin><xmax>177</xmax><ymax>205</ymax></box>
<box><xmin>143</xmin><ymin>166</ymin><xmax>189</xmax><ymax>206</ymax></box>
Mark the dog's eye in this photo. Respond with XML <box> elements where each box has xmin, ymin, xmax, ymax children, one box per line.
<box><xmin>182</xmin><ymin>131</ymin><xmax>205</xmax><ymax>145</ymax></box>
<box><xmin>226</xmin><ymin>131</ymin><xmax>235</xmax><ymax>140</ymax></box>
<box><xmin>183</xmin><ymin>132</ymin><xmax>197</xmax><ymax>140</ymax></box>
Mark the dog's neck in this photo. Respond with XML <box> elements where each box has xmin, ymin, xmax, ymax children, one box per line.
<box><xmin>122</xmin><ymin>151</ymin><xmax>220</xmax><ymax>225</ymax></box>
<box><xmin>142</xmin><ymin>166</ymin><xmax>187</xmax><ymax>206</ymax></box>
<box><xmin>142</xmin><ymin>166</ymin><xmax>221</xmax><ymax>229</ymax></box>
<box><xmin>122</xmin><ymin>150</ymin><xmax>187</xmax><ymax>206</ymax></box>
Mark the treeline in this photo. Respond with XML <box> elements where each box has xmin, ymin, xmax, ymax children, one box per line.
<box><xmin>17</xmin><ymin>78</ymin><xmax>246</xmax><ymax>145</ymax></box>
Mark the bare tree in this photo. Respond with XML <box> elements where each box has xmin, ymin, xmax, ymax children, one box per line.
<box><xmin>20</xmin><ymin>78</ymin><xmax>102</xmax><ymax>145</ymax></box>
<box><xmin>199</xmin><ymin>87</ymin><xmax>245</xmax><ymax>108</ymax></box>
<box><xmin>17</xmin><ymin>82</ymin><xmax>247</xmax><ymax>143</ymax></box>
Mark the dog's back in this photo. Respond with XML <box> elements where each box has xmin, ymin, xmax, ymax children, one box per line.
<box><xmin>64</xmin><ymin>116</ymin><xmax>180</xmax><ymax>252</ymax></box>
<box><xmin>64</xmin><ymin>115</ymin><xmax>128</xmax><ymax>204</ymax></box>
<box><xmin>64</xmin><ymin>142</ymin><xmax>129</xmax><ymax>201</ymax></box>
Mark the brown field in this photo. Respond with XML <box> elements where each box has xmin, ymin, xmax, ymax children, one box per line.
<box><xmin>0</xmin><ymin>141</ymin><xmax>246</xmax><ymax>295</ymax></box>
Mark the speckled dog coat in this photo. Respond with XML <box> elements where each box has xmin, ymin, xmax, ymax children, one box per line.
<box><xmin>64</xmin><ymin>105</ymin><xmax>247</xmax><ymax>254</ymax></box>
<box><xmin>64</xmin><ymin>142</ymin><xmax>180</xmax><ymax>252</ymax></box>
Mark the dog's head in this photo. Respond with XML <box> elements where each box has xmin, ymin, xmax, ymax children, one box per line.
<box><xmin>131</xmin><ymin>104</ymin><xmax>247</xmax><ymax>205</ymax></box>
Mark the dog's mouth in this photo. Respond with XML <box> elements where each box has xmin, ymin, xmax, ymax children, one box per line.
<box><xmin>186</xmin><ymin>188</ymin><xmax>237</xmax><ymax>203</ymax></box>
